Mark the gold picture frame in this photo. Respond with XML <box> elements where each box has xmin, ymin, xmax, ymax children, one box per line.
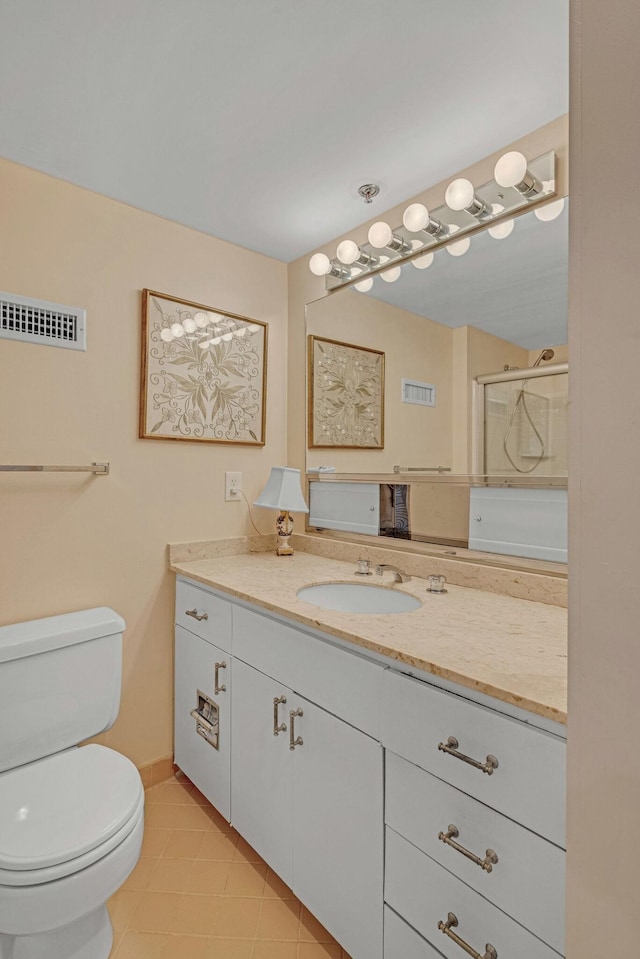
<box><xmin>308</xmin><ymin>335</ymin><xmax>385</xmax><ymax>449</ymax></box>
<box><xmin>140</xmin><ymin>290</ymin><xmax>267</xmax><ymax>444</ymax></box>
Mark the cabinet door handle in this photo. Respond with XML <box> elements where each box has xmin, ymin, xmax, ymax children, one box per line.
<box><xmin>273</xmin><ymin>696</ymin><xmax>287</xmax><ymax>736</ymax></box>
<box><xmin>289</xmin><ymin>708</ymin><xmax>303</xmax><ymax>750</ymax></box>
<box><xmin>214</xmin><ymin>661</ymin><xmax>227</xmax><ymax>694</ymax></box>
<box><xmin>437</xmin><ymin>736</ymin><xmax>499</xmax><ymax>775</ymax></box>
<box><xmin>185</xmin><ymin>608</ymin><xmax>208</xmax><ymax>622</ymax></box>
<box><xmin>437</xmin><ymin>824</ymin><xmax>498</xmax><ymax>873</ymax></box>
<box><xmin>437</xmin><ymin>912</ymin><xmax>498</xmax><ymax>959</ymax></box>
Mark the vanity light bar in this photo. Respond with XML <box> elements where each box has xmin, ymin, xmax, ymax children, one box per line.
<box><xmin>308</xmin><ymin>149</ymin><xmax>558</xmax><ymax>290</ymax></box>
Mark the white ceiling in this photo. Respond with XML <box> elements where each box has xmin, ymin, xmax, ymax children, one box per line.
<box><xmin>0</xmin><ymin>1</ymin><xmax>568</xmax><ymax>263</ymax></box>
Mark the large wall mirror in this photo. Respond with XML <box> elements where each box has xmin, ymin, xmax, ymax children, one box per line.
<box><xmin>305</xmin><ymin>199</ymin><xmax>568</xmax><ymax>568</ymax></box>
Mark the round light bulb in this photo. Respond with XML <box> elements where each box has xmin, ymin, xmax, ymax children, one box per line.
<box><xmin>182</xmin><ymin>317</ymin><xmax>196</xmax><ymax>333</ymax></box>
<box><xmin>402</xmin><ymin>203</ymin><xmax>430</xmax><ymax>232</ymax></box>
<box><xmin>309</xmin><ymin>252</ymin><xmax>332</xmax><ymax>275</ymax></box>
<box><xmin>447</xmin><ymin>237</ymin><xmax>471</xmax><ymax>257</ymax></box>
<box><xmin>445</xmin><ymin>178</ymin><xmax>475</xmax><ymax>212</ymax></box>
<box><xmin>160</xmin><ymin>327</ymin><xmax>173</xmax><ymax>342</ymax></box>
<box><xmin>170</xmin><ymin>323</ymin><xmax>184</xmax><ymax>337</ymax></box>
<box><xmin>534</xmin><ymin>197</ymin><xmax>565</xmax><ymax>222</ymax></box>
<box><xmin>368</xmin><ymin>221</ymin><xmax>393</xmax><ymax>249</ymax></box>
<box><xmin>354</xmin><ymin>277</ymin><xmax>374</xmax><ymax>292</ymax></box>
<box><xmin>412</xmin><ymin>251</ymin><xmax>434</xmax><ymax>270</ymax></box>
<box><xmin>194</xmin><ymin>311</ymin><xmax>209</xmax><ymax>328</ymax></box>
<box><xmin>381</xmin><ymin>265</ymin><xmax>402</xmax><ymax>283</ymax></box>
<box><xmin>488</xmin><ymin>220</ymin><xmax>515</xmax><ymax>240</ymax></box>
<box><xmin>494</xmin><ymin>151</ymin><xmax>528</xmax><ymax>188</ymax></box>
<box><xmin>336</xmin><ymin>240</ymin><xmax>360</xmax><ymax>265</ymax></box>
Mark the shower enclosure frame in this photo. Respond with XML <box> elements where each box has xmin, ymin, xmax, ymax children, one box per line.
<box><xmin>471</xmin><ymin>362</ymin><xmax>569</xmax><ymax>478</ymax></box>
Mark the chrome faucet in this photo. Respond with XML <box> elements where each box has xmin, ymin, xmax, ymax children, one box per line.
<box><xmin>374</xmin><ymin>564</ymin><xmax>411</xmax><ymax>583</ymax></box>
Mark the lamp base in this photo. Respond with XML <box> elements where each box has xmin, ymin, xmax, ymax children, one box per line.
<box><xmin>275</xmin><ymin>511</ymin><xmax>295</xmax><ymax>556</ymax></box>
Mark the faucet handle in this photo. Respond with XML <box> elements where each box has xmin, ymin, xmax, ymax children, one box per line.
<box><xmin>356</xmin><ymin>558</ymin><xmax>372</xmax><ymax>575</ymax></box>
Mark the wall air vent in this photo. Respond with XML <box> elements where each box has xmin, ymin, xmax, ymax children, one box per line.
<box><xmin>401</xmin><ymin>378</ymin><xmax>436</xmax><ymax>407</ymax></box>
<box><xmin>0</xmin><ymin>291</ymin><xmax>86</xmax><ymax>351</ymax></box>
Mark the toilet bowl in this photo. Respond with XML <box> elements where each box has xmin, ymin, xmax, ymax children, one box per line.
<box><xmin>0</xmin><ymin>609</ymin><xmax>145</xmax><ymax>959</ymax></box>
<box><xmin>0</xmin><ymin>744</ymin><xmax>144</xmax><ymax>959</ymax></box>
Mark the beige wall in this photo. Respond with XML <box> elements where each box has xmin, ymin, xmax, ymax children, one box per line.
<box><xmin>567</xmin><ymin>2</ymin><xmax>640</xmax><ymax>953</ymax></box>
<box><xmin>0</xmin><ymin>158</ymin><xmax>288</xmax><ymax>768</ymax></box>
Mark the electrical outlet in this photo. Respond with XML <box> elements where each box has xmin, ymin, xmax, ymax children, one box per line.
<box><xmin>225</xmin><ymin>471</ymin><xmax>242</xmax><ymax>501</ymax></box>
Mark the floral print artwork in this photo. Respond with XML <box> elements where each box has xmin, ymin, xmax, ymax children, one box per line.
<box><xmin>140</xmin><ymin>291</ymin><xmax>266</xmax><ymax>444</ymax></box>
<box><xmin>309</xmin><ymin>336</ymin><xmax>384</xmax><ymax>448</ymax></box>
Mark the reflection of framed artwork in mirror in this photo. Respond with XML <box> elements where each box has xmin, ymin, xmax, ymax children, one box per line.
<box><xmin>308</xmin><ymin>335</ymin><xmax>384</xmax><ymax>449</ymax></box>
<box><xmin>140</xmin><ymin>289</ymin><xmax>267</xmax><ymax>444</ymax></box>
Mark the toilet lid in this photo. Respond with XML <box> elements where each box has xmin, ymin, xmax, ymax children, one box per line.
<box><xmin>0</xmin><ymin>744</ymin><xmax>143</xmax><ymax>872</ymax></box>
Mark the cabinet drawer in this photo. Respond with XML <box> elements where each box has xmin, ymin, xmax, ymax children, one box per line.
<box><xmin>176</xmin><ymin>578</ymin><xmax>232</xmax><ymax>652</ymax></box>
<box><xmin>382</xmin><ymin>669</ymin><xmax>566</xmax><ymax>847</ymax></box>
<box><xmin>233</xmin><ymin>605</ymin><xmax>383</xmax><ymax>739</ymax></box>
<box><xmin>386</xmin><ymin>751</ymin><xmax>565</xmax><ymax>953</ymax></box>
<box><xmin>385</xmin><ymin>828</ymin><xmax>560</xmax><ymax>959</ymax></box>
<box><xmin>384</xmin><ymin>906</ymin><xmax>444</xmax><ymax>959</ymax></box>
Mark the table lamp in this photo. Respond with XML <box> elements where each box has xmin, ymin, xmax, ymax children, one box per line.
<box><xmin>253</xmin><ymin>467</ymin><xmax>309</xmax><ymax>556</ymax></box>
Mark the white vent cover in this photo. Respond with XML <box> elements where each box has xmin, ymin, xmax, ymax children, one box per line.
<box><xmin>0</xmin><ymin>291</ymin><xmax>86</xmax><ymax>351</ymax></box>
<box><xmin>401</xmin><ymin>378</ymin><xmax>436</xmax><ymax>407</ymax></box>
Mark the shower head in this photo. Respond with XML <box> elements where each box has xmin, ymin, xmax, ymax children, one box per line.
<box><xmin>532</xmin><ymin>348</ymin><xmax>555</xmax><ymax>367</ymax></box>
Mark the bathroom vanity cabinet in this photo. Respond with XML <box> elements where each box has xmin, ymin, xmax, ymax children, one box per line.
<box><xmin>173</xmin><ymin>573</ymin><xmax>567</xmax><ymax>959</ymax></box>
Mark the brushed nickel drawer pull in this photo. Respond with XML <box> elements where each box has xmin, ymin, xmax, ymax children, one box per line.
<box><xmin>438</xmin><ymin>824</ymin><xmax>498</xmax><ymax>873</ymax></box>
<box><xmin>214</xmin><ymin>661</ymin><xmax>227</xmax><ymax>694</ymax></box>
<box><xmin>289</xmin><ymin>707</ymin><xmax>303</xmax><ymax>750</ymax></box>
<box><xmin>438</xmin><ymin>912</ymin><xmax>497</xmax><ymax>959</ymax></box>
<box><xmin>438</xmin><ymin>736</ymin><xmax>499</xmax><ymax>775</ymax></box>
<box><xmin>185</xmin><ymin>608</ymin><xmax>208</xmax><ymax>622</ymax></box>
<box><xmin>273</xmin><ymin>695</ymin><xmax>287</xmax><ymax>736</ymax></box>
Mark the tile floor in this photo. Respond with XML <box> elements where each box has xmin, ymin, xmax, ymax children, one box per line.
<box><xmin>108</xmin><ymin>775</ymin><xmax>353</xmax><ymax>959</ymax></box>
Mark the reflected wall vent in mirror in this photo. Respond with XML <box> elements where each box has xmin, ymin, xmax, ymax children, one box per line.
<box><xmin>402</xmin><ymin>379</ymin><xmax>436</xmax><ymax>407</ymax></box>
<box><xmin>0</xmin><ymin>291</ymin><xmax>87</xmax><ymax>351</ymax></box>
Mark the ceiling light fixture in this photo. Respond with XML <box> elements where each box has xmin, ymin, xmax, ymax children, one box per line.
<box><xmin>307</xmin><ymin>149</ymin><xmax>557</xmax><ymax>290</ymax></box>
<box><xmin>367</xmin><ymin>221</ymin><xmax>411</xmax><ymax>254</ymax></box>
<box><xmin>494</xmin><ymin>151</ymin><xmax>542</xmax><ymax>197</ymax></box>
<box><xmin>335</xmin><ymin>240</ymin><xmax>378</xmax><ymax>268</ymax></box>
<box><xmin>445</xmin><ymin>178</ymin><xmax>489</xmax><ymax>218</ymax></box>
<box><xmin>402</xmin><ymin>203</ymin><xmax>447</xmax><ymax>238</ymax></box>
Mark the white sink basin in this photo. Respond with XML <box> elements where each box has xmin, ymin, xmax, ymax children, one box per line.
<box><xmin>296</xmin><ymin>582</ymin><xmax>421</xmax><ymax>614</ymax></box>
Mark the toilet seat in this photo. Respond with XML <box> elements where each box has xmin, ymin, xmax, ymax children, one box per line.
<box><xmin>0</xmin><ymin>744</ymin><xmax>143</xmax><ymax>887</ymax></box>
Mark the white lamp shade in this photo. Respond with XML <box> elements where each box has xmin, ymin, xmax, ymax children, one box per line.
<box><xmin>336</xmin><ymin>240</ymin><xmax>360</xmax><ymax>264</ymax></box>
<box><xmin>494</xmin><ymin>151</ymin><xmax>528</xmax><ymax>188</ymax></box>
<box><xmin>254</xmin><ymin>467</ymin><xmax>309</xmax><ymax>513</ymax></box>
<box><xmin>309</xmin><ymin>253</ymin><xmax>332</xmax><ymax>275</ymax></box>
<box><xmin>445</xmin><ymin>178</ymin><xmax>475</xmax><ymax>211</ymax></box>
<box><xmin>402</xmin><ymin>203</ymin><xmax>429</xmax><ymax>232</ymax></box>
<box><xmin>368</xmin><ymin>221</ymin><xmax>393</xmax><ymax>248</ymax></box>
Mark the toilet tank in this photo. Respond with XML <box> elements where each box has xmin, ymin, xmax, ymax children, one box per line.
<box><xmin>0</xmin><ymin>607</ymin><xmax>126</xmax><ymax>772</ymax></box>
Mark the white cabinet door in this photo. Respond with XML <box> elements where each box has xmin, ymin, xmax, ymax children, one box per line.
<box><xmin>174</xmin><ymin>624</ymin><xmax>231</xmax><ymax>819</ymax></box>
<box><xmin>230</xmin><ymin>658</ymin><xmax>293</xmax><ymax>886</ymax></box>
<box><xmin>292</xmin><ymin>694</ymin><xmax>383</xmax><ymax>959</ymax></box>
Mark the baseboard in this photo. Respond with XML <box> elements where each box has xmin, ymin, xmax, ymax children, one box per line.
<box><xmin>138</xmin><ymin>755</ymin><xmax>179</xmax><ymax>790</ymax></box>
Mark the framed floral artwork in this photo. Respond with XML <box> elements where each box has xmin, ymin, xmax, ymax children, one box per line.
<box><xmin>140</xmin><ymin>290</ymin><xmax>267</xmax><ymax>444</ymax></box>
<box><xmin>308</xmin><ymin>335</ymin><xmax>384</xmax><ymax>448</ymax></box>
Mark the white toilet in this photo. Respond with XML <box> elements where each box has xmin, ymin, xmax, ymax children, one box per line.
<box><xmin>0</xmin><ymin>608</ymin><xmax>144</xmax><ymax>959</ymax></box>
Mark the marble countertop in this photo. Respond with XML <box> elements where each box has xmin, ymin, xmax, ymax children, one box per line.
<box><xmin>170</xmin><ymin>551</ymin><xmax>567</xmax><ymax>725</ymax></box>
